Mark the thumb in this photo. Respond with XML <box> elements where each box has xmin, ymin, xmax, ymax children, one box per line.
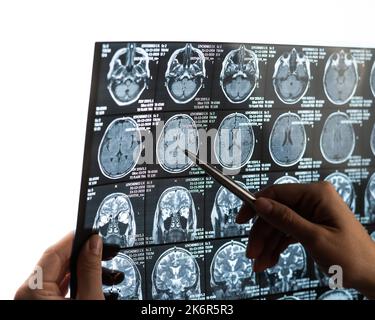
<box><xmin>76</xmin><ymin>234</ymin><xmax>104</xmax><ymax>300</ymax></box>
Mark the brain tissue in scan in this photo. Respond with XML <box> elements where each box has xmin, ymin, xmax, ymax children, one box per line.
<box><xmin>98</xmin><ymin>117</ymin><xmax>142</xmax><ymax>179</ymax></box>
<box><xmin>220</xmin><ymin>45</ymin><xmax>259</xmax><ymax>104</ymax></box>
<box><xmin>153</xmin><ymin>186</ymin><xmax>197</xmax><ymax>244</ymax></box>
<box><xmin>214</xmin><ymin>113</ymin><xmax>255</xmax><ymax>169</ymax></box>
<box><xmin>365</xmin><ymin>173</ymin><xmax>375</xmax><ymax>223</ymax></box>
<box><xmin>210</xmin><ymin>241</ymin><xmax>253</xmax><ymax>299</ymax></box>
<box><xmin>165</xmin><ymin>43</ymin><xmax>206</xmax><ymax>104</ymax></box>
<box><xmin>324</xmin><ymin>172</ymin><xmax>356</xmax><ymax>212</ymax></box>
<box><xmin>107</xmin><ymin>43</ymin><xmax>150</xmax><ymax>106</ymax></box>
<box><xmin>323</xmin><ymin>50</ymin><xmax>358</xmax><ymax>105</ymax></box>
<box><xmin>151</xmin><ymin>247</ymin><xmax>201</xmax><ymax>300</ymax></box>
<box><xmin>318</xmin><ymin>289</ymin><xmax>353</xmax><ymax>300</ymax></box>
<box><xmin>269</xmin><ymin>112</ymin><xmax>306</xmax><ymax>167</ymax></box>
<box><xmin>93</xmin><ymin>193</ymin><xmax>136</xmax><ymax>248</ymax></box>
<box><xmin>157</xmin><ymin>114</ymin><xmax>199</xmax><ymax>173</ymax></box>
<box><xmin>320</xmin><ymin>112</ymin><xmax>355</xmax><ymax>164</ymax></box>
<box><xmin>102</xmin><ymin>252</ymin><xmax>142</xmax><ymax>300</ymax></box>
<box><xmin>274</xmin><ymin>175</ymin><xmax>300</xmax><ymax>184</ymax></box>
<box><xmin>370</xmin><ymin>61</ymin><xmax>375</xmax><ymax>97</ymax></box>
<box><xmin>273</xmin><ymin>48</ymin><xmax>311</xmax><ymax>104</ymax></box>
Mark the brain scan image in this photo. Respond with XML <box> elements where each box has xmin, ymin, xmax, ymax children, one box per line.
<box><xmin>214</xmin><ymin>113</ymin><xmax>255</xmax><ymax>169</ymax></box>
<box><xmin>265</xmin><ymin>243</ymin><xmax>307</xmax><ymax>293</ymax></box>
<box><xmin>269</xmin><ymin>112</ymin><xmax>306</xmax><ymax>167</ymax></box>
<box><xmin>156</xmin><ymin>114</ymin><xmax>199</xmax><ymax>173</ymax></box>
<box><xmin>165</xmin><ymin>43</ymin><xmax>206</xmax><ymax>104</ymax></box>
<box><xmin>371</xmin><ymin>124</ymin><xmax>375</xmax><ymax>156</ymax></box>
<box><xmin>324</xmin><ymin>172</ymin><xmax>356</xmax><ymax>212</ymax></box>
<box><xmin>274</xmin><ymin>175</ymin><xmax>300</xmax><ymax>184</ymax></box>
<box><xmin>93</xmin><ymin>193</ymin><xmax>136</xmax><ymax>247</ymax></box>
<box><xmin>151</xmin><ymin>247</ymin><xmax>201</xmax><ymax>300</ymax></box>
<box><xmin>365</xmin><ymin>173</ymin><xmax>375</xmax><ymax>223</ymax></box>
<box><xmin>102</xmin><ymin>253</ymin><xmax>142</xmax><ymax>300</ymax></box>
<box><xmin>107</xmin><ymin>43</ymin><xmax>150</xmax><ymax>106</ymax></box>
<box><xmin>318</xmin><ymin>289</ymin><xmax>353</xmax><ymax>300</ymax></box>
<box><xmin>278</xmin><ymin>296</ymin><xmax>300</xmax><ymax>300</ymax></box>
<box><xmin>323</xmin><ymin>50</ymin><xmax>358</xmax><ymax>105</ymax></box>
<box><xmin>152</xmin><ymin>186</ymin><xmax>197</xmax><ymax>244</ymax></box>
<box><xmin>320</xmin><ymin>112</ymin><xmax>355</xmax><ymax>164</ymax></box>
<box><xmin>370</xmin><ymin>61</ymin><xmax>375</xmax><ymax>97</ymax></box>
<box><xmin>98</xmin><ymin>117</ymin><xmax>142</xmax><ymax>179</ymax></box>
<box><xmin>220</xmin><ymin>45</ymin><xmax>259</xmax><ymax>104</ymax></box>
<box><xmin>272</xmin><ymin>48</ymin><xmax>311</xmax><ymax>104</ymax></box>
<box><xmin>210</xmin><ymin>241</ymin><xmax>253</xmax><ymax>299</ymax></box>
<box><xmin>211</xmin><ymin>181</ymin><xmax>252</xmax><ymax>238</ymax></box>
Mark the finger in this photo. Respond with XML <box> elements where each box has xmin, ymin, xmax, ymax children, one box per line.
<box><xmin>59</xmin><ymin>273</ymin><xmax>71</xmax><ymax>297</ymax></box>
<box><xmin>76</xmin><ymin>234</ymin><xmax>104</xmax><ymax>300</ymax></box>
<box><xmin>236</xmin><ymin>202</ymin><xmax>257</xmax><ymax>224</ymax></box>
<box><xmin>246</xmin><ymin>218</ymin><xmax>275</xmax><ymax>259</ymax></box>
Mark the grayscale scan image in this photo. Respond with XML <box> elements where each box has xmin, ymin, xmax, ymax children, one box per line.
<box><xmin>269</xmin><ymin>112</ymin><xmax>306</xmax><ymax>167</ymax></box>
<box><xmin>320</xmin><ymin>112</ymin><xmax>355</xmax><ymax>164</ymax></box>
<box><xmin>318</xmin><ymin>289</ymin><xmax>353</xmax><ymax>300</ymax></box>
<box><xmin>278</xmin><ymin>296</ymin><xmax>300</xmax><ymax>300</ymax></box>
<box><xmin>102</xmin><ymin>252</ymin><xmax>142</xmax><ymax>300</ymax></box>
<box><xmin>371</xmin><ymin>61</ymin><xmax>375</xmax><ymax>97</ymax></box>
<box><xmin>98</xmin><ymin>117</ymin><xmax>142</xmax><ymax>179</ymax></box>
<box><xmin>323</xmin><ymin>50</ymin><xmax>358</xmax><ymax>105</ymax></box>
<box><xmin>314</xmin><ymin>262</ymin><xmax>330</xmax><ymax>286</ymax></box>
<box><xmin>365</xmin><ymin>173</ymin><xmax>375</xmax><ymax>223</ymax></box>
<box><xmin>220</xmin><ymin>45</ymin><xmax>259</xmax><ymax>103</ymax></box>
<box><xmin>272</xmin><ymin>48</ymin><xmax>311</xmax><ymax>104</ymax></box>
<box><xmin>165</xmin><ymin>43</ymin><xmax>206</xmax><ymax>104</ymax></box>
<box><xmin>210</xmin><ymin>241</ymin><xmax>253</xmax><ymax>299</ymax></box>
<box><xmin>274</xmin><ymin>175</ymin><xmax>300</xmax><ymax>184</ymax></box>
<box><xmin>152</xmin><ymin>186</ymin><xmax>197</xmax><ymax>244</ymax></box>
<box><xmin>151</xmin><ymin>247</ymin><xmax>201</xmax><ymax>300</ymax></box>
<box><xmin>324</xmin><ymin>172</ymin><xmax>356</xmax><ymax>212</ymax></box>
<box><xmin>156</xmin><ymin>114</ymin><xmax>199</xmax><ymax>173</ymax></box>
<box><xmin>371</xmin><ymin>123</ymin><xmax>375</xmax><ymax>156</ymax></box>
<box><xmin>214</xmin><ymin>113</ymin><xmax>255</xmax><ymax>169</ymax></box>
<box><xmin>107</xmin><ymin>43</ymin><xmax>150</xmax><ymax>106</ymax></box>
<box><xmin>93</xmin><ymin>193</ymin><xmax>136</xmax><ymax>247</ymax></box>
<box><xmin>371</xmin><ymin>231</ymin><xmax>375</xmax><ymax>241</ymax></box>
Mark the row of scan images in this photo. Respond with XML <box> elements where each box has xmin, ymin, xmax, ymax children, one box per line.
<box><xmin>96</xmin><ymin>42</ymin><xmax>375</xmax><ymax>114</ymax></box>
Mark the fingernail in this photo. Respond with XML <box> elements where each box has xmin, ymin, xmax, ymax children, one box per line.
<box><xmin>89</xmin><ymin>235</ymin><xmax>102</xmax><ymax>256</ymax></box>
<box><xmin>255</xmin><ymin>197</ymin><xmax>273</xmax><ymax>214</ymax></box>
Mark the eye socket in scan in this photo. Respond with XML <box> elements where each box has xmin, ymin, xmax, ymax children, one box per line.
<box><xmin>324</xmin><ymin>172</ymin><xmax>356</xmax><ymax>212</ymax></box>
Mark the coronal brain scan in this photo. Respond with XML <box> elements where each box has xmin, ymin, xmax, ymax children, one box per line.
<box><xmin>153</xmin><ymin>186</ymin><xmax>197</xmax><ymax>244</ymax></box>
<box><xmin>151</xmin><ymin>247</ymin><xmax>201</xmax><ymax>300</ymax></box>
<box><xmin>98</xmin><ymin>117</ymin><xmax>142</xmax><ymax>179</ymax></box>
<box><xmin>273</xmin><ymin>48</ymin><xmax>311</xmax><ymax>104</ymax></box>
<box><xmin>214</xmin><ymin>113</ymin><xmax>255</xmax><ymax>169</ymax></box>
<box><xmin>269</xmin><ymin>112</ymin><xmax>306</xmax><ymax>167</ymax></box>
<box><xmin>102</xmin><ymin>252</ymin><xmax>142</xmax><ymax>300</ymax></box>
<box><xmin>165</xmin><ymin>43</ymin><xmax>206</xmax><ymax>104</ymax></box>
<box><xmin>324</xmin><ymin>172</ymin><xmax>356</xmax><ymax>212</ymax></box>
<box><xmin>157</xmin><ymin>114</ymin><xmax>199</xmax><ymax>173</ymax></box>
<box><xmin>323</xmin><ymin>50</ymin><xmax>358</xmax><ymax>105</ymax></box>
<box><xmin>274</xmin><ymin>175</ymin><xmax>300</xmax><ymax>184</ymax></box>
<box><xmin>365</xmin><ymin>173</ymin><xmax>375</xmax><ymax>223</ymax></box>
<box><xmin>318</xmin><ymin>289</ymin><xmax>353</xmax><ymax>300</ymax></box>
<box><xmin>320</xmin><ymin>112</ymin><xmax>355</xmax><ymax>164</ymax></box>
<box><xmin>220</xmin><ymin>45</ymin><xmax>259</xmax><ymax>104</ymax></box>
<box><xmin>107</xmin><ymin>43</ymin><xmax>150</xmax><ymax>106</ymax></box>
<box><xmin>210</xmin><ymin>241</ymin><xmax>253</xmax><ymax>299</ymax></box>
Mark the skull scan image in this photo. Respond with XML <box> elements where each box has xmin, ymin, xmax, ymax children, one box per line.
<box><xmin>107</xmin><ymin>43</ymin><xmax>150</xmax><ymax>106</ymax></box>
<box><xmin>273</xmin><ymin>48</ymin><xmax>311</xmax><ymax>104</ymax></box>
<box><xmin>318</xmin><ymin>289</ymin><xmax>354</xmax><ymax>300</ymax></box>
<box><xmin>371</xmin><ymin>123</ymin><xmax>375</xmax><ymax>156</ymax></box>
<box><xmin>156</xmin><ymin>114</ymin><xmax>199</xmax><ymax>173</ymax></box>
<box><xmin>93</xmin><ymin>193</ymin><xmax>136</xmax><ymax>247</ymax></box>
<box><xmin>210</xmin><ymin>241</ymin><xmax>253</xmax><ymax>299</ymax></box>
<box><xmin>269</xmin><ymin>112</ymin><xmax>306</xmax><ymax>167</ymax></box>
<box><xmin>323</xmin><ymin>50</ymin><xmax>358</xmax><ymax>105</ymax></box>
<box><xmin>214</xmin><ymin>113</ymin><xmax>255</xmax><ymax>170</ymax></box>
<box><xmin>165</xmin><ymin>43</ymin><xmax>206</xmax><ymax>104</ymax></box>
<box><xmin>265</xmin><ymin>243</ymin><xmax>307</xmax><ymax>293</ymax></box>
<box><xmin>98</xmin><ymin>117</ymin><xmax>142</xmax><ymax>179</ymax></box>
<box><xmin>320</xmin><ymin>112</ymin><xmax>355</xmax><ymax>164</ymax></box>
<box><xmin>365</xmin><ymin>173</ymin><xmax>375</xmax><ymax>223</ymax></box>
<box><xmin>370</xmin><ymin>61</ymin><xmax>375</xmax><ymax>97</ymax></box>
<box><xmin>102</xmin><ymin>253</ymin><xmax>142</xmax><ymax>300</ymax></box>
<box><xmin>324</xmin><ymin>172</ymin><xmax>356</xmax><ymax>212</ymax></box>
<box><xmin>152</xmin><ymin>186</ymin><xmax>197</xmax><ymax>244</ymax></box>
<box><xmin>220</xmin><ymin>45</ymin><xmax>259</xmax><ymax>104</ymax></box>
<box><xmin>274</xmin><ymin>175</ymin><xmax>300</xmax><ymax>184</ymax></box>
<box><xmin>151</xmin><ymin>247</ymin><xmax>201</xmax><ymax>300</ymax></box>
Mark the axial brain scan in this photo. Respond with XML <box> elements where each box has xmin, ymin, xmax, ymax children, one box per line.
<box><xmin>107</xmin><ymin>43</ymin><xmax>150</xmax><ymax>106</ymax></box>
<box><xmin>274</xmin><ymin>175</ymin><xmax>300</xmax><ymax>184</ymax></box>
<box><xmin>157</xmin><ymin>114</ymin><xmax>199</xmax><ymax>173</ymax></box>
<box><xmin>210</xmin><ymin>241</ymin><xmax>253</xmax><ymax>299</ymax></box>
<box><xmin>320</xmin><ymin>112</ymin><xmax>355</xmax><ymax>164</ymax></box>
<box><xmin>273</xmin><ymin>48</ymin><xmax>311</xmax><ymax>104</ymax></box>
<box><xmin>324</xmin><ymin>172</ymin><xmax>356</xmax><ymax>212</ymax></box>
<box><xmin>365</xmin><ymin>173</ymin><xmax>375</xmax><ymax>223</ymax></box>
<box><xmin>318</xmin><ymin>289</ymin><xmax>353</xmax><ymax>300</ymax></box>
<box><xmin>93</xmin><ymin>193</ymin><xmax>136</xmax><ymax>247</ymax></box>
<box><xmin>152</xmin><ymin>186</ymin><xmax>197</xmax><ymax>244</ymax></box>
<box><xmin>323</xmin><ymin>50</ymin><xmax>358</xmax><ymax>105</ymax></box>
<box><xmin>151</xmin><ymin>247</ymin><xmax>201</xmax><ymax>300</ymax></box>
<box><xmin>102</xmin><ymin>252</ymin><xmax>142</xmax><ymax>300</ymax></box>
<box><xmin>98</xmin><ymin>117</ymin><xmax>142</xmax><ymax>179</ymax></box>
<box><xmin>220</xmin><ymin>45</ymin><xmax>259</xmax><ymax>104</ymax></box>
<box><xmin>269</xmin><ymin>112</ymin><xmax>306</xmax><ymax>167</ymax></box>
<box><xmin>214</xmin><ymin>113</ymin><xmax>255</xmax><ymax>169</ymax></box>
<box><xmin>165</xmin><ymin>43</ymin><xmax>206</xmax><ymax>104</ymax></box>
